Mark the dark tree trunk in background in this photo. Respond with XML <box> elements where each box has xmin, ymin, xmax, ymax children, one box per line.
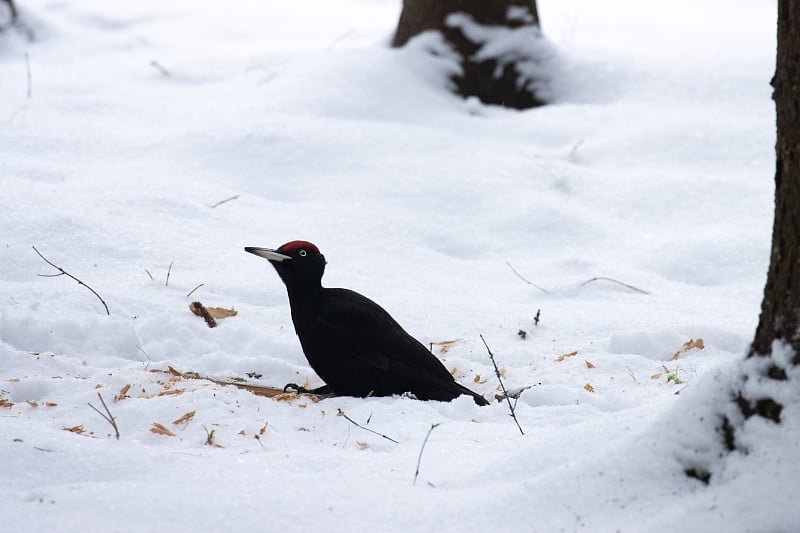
<box><xmin>392</xmin><ymin>0</ymin><xmax>545</xmax><ymax>109</ymax></box>
<box><xmin>715</xmin><ymin>0</ymin><xmax>800</xmax><ymax>454</ymax></box>
<box><xmin>751</xmin><ymin>0</ymin><xmax>800</xmax><ymax>366</ymax></box>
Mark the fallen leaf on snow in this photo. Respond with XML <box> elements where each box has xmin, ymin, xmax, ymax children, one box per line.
<box><xmin>63</xmin><ymin>425</ymin><xmax>85</xmax><ymax>434</ymax></box>
<box><xmin>115</xmin><ymin>384</ymin><xmax>131</xmax><ymax>401</ymax></box>
<box><xmin>27</xmin><ymin>400</ymin><xmax>38</xmax><ymax>408</ymax></box>
<box><xmin>45</xmin><ymin>402</ymin><xmax>57</xmax><ymax>407</ymax></box>
<box><xmin>585</xmin><ymin>360</ymin><xmax>596</xmax><ymax>369</ymax></box>
<box><xmin>672</xmin><ymin>338</ymin><xmax>704</xmax><ymax>360</ymax></box>
<box><xmin>150</xmin><ymin>423</ymin><xmax>176</xmax><ymax>436</ymax></box>
<box><xmin>650</xmin><ymin>373</ymin><xmax>663</xmax><ymax>380</ymax></box>
<box><xmin>430</xmin><ymin>338</ymin><xmax>463</xmax><ymax>353</ymax></box>
<box><xmin>555</xmin><ymin>350</ymin><xmax>578</xmax><ymax>362</ymax></box>
<box><xmin>357</xmin><ymin>441</ymin><xmax>369</xmax><ymax>450</ymax></box>
<box><xmin>0</xmin><ymin>399</ymin><xmax>14</xmax><ymax>408</ymax></box>
<box><xmin>157</xmin><ymin>389</ymin><xmax>185</xmax><ymax>397</ymax></box>
<box><xmin>189</xmin><ymin>301</ymin><xmax>217</xmax><ymax>328</ymax></box>
<box><xmin>205</xmin><ymin>306</ymin><xmax>238</xmax><ymax>320</ymax></box>
<box><xmin>172</xmin><ymin>410</ymin><xmax>196</xmax><ymax>425</ymax></box>
<box><xmin>584</xmin><ymin>383</ymin><xmax>595</xmax><ymax>393</ymax></box>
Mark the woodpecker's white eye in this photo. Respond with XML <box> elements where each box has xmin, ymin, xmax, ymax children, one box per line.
<box><xmin>299</xmin><ymin>250</ymin><xmax>307</xmax><ymax>257</ymax></box>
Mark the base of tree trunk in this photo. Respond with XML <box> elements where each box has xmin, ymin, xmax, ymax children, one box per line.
<box><xmin>392</xmin><ymin>1</ymin><xmax>546</xmax><ymax>110</ymax></box>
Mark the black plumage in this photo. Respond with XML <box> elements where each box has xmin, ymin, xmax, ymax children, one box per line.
<box><xmin>245</xmin><ymin>240</ymin><xmax>488</xmax><ymax>405</ymax></box>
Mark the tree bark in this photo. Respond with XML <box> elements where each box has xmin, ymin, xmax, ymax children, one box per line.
<box><xmin>751</xmin><ymin>0</ymin><xmax>800</xmax><ymax>366</ymax></box>
<box><xmin>392</xmin><ymin>0</ymin><xmax>545</xmax><ymax>109</ymax></box>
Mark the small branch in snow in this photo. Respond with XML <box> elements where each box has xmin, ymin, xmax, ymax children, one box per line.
<box><xmin>186</xmin><ymin>283</ymin><xmax>204</xmax><ymax>298</ymax></box>
<box><xmin>337</xmin><ymin>409</ymin><xmax>398</xmax><ymax>444</ymax></box>
<box><xmin>506</xmin><ymin>261</ymin><xmax>550</xmax><ymax>294</ymax></box>
<box><xmin>149</xmin><ymin>60</ymin><xmax>170</xmax><ymax>77</ymax></box>
<box><xmin>480</xmin><ymin>334</ymin><xmax>524</xmax><ymax>435</ymax></box>
<box><xmin>626</xmin><ymin>365</ymin><xmax>639</xmax><ymax>384</ymax></box>
<box><xmin>33</xmin><ymin>246</ymin><xmax>110</xmax><ymax>315</ymax></box>
<box><xmin>136</xmin><ymin>344</ymin><xmax>151</xmax><ymax>370</ymax></box>
<box><xmin>567</xmin><ymin>140</ymin><xmax>584</xmax><ymax>162</ymax></box>
<box><xmin>533</xmin><ymin>308</ymin><xmax>541</xmax><ymax>326</ymax></box>
<box><xmin>144</xmin><ymin>268</ymin><xmax>154</xmax><ymax>280</ymax></box>
<box><xmin>24</xmin><ymin>51</ymin><xmax>31</xmax><ymax>99</ymax></box>
<box><xmin>165</xmin><ymin>261</ymin><xmax>173</xmax><ymax>287</ymax></box>
<box><xmin>88</xmin><ymin>392</ymin><xmax>119</xmax><ymax>440</ymax></box>
<box><xmin>413</xmin><ymin>423</ymin><xmax>441</xmax><ymax>486</ymax></box>
<box><xmin>578</xmin><ymin>277</ymin><xmax>650</xmax><ymax>295</ymax></box>
<box><xmin>209</xmin><ymin>194</ymin><xmax>239</xmax><ymax>208</ymax></box>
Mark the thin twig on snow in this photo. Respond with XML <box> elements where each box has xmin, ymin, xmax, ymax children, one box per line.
<box><xmin>32</xmin><ymin>246</ymin><xmax>109</xmax><ymax>315</ymax></box>
<box><xmin>480</xmin><ymin>334</ymin><xmax>524</xmax><ymax>435</ymax></box>
<box><xmin>209</xmin><ymin>195</ymin><xmax>239</xmax><ymax>208</ymax></box>
<box><xmin>337</xmin><ymin>409</ymin><xmax>398</xmax><ymax>444</ymax></box>
<box><xmin>88</xmin><ymin>392</ymin><xmax>119</xmax><ymax>440</ymax></box>
<box><xmin>413</xmin><ymin>422</ymin><xmax>441</xmax><ymax>486</ymax></box>
<box><xmin>506</xmin><ymin>261</ymin><xmax>550</xmax><ymax>294</ymax></box>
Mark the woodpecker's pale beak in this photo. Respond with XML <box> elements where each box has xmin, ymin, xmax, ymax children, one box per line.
<box><xmin>244</xmin><ymin>247</ymin><xmax>292</xmax><ymax>262</ymax></box>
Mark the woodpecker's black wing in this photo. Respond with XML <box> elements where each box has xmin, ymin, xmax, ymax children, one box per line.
<box><xmin>304</xmin><ymin>288</ymin><xmax>487</xmax><ymax>405</ymax></box>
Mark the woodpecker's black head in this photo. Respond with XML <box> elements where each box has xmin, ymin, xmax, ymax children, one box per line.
<box><xmin>245</xmin><ymin>240</ymin><xmax>326</xmax><ymax>291</ymax></box>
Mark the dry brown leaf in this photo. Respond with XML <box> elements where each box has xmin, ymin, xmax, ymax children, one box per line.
<box><xmin>430</xmin><ymin>338</ymin><xmax>463</xmax><ymax>354</ymax></box>
<box><xmin>585</xmin><ymin>360</ymin><xmax>596</xmax><ymax>369</ymax></box>
<box><xmin>150</xmin><ymin>423</ymin><xmax>176</xmax><ymax>436</ymax></box>
<box><xmin>45</xmin><ymin>401</ymin><xmax>57</xmax><ymax>407</ymax></box>
<box><xmin>30</xmin><ymin>351</ymin><xmax>40</xmax><ymax>355</ymax></box>
<box><xmin>473</xmin><ymin>374</ymin><xmax>481</xmax><ymax>383</ymax></box>
<box><xmin>297</xmin><ymin>427</ymin><xmax>310</xmax><ymax>432</ymax></box>
<box><xmin>555</xmin><ymin>350</ymin><xmax>579</xmax><ymax>362</ymax></box>
<box><xmin>157</xmin><ymin>389</ymin><xmax>185</xmax><ymax>397</ymax></box>
<box><xmin>672</xmin><ymin>338</ymin><xmax>705</xmax><ymax>360</ymax></box>
<box><xmin>238</xmin><ymin>429</ymin><xmax>246</xmax><ymax>435</ymax></box>
<box><xmin>205</xmin><ymin>306</ymin><xmax>238</xmax><ymax>320</ymax></box>
<box><xmin>0</xmin><ymin>399</ymin><xmax>14</xmax><ymax>409</ymax></box>
<box><xmin>115</xmin><ymin>383</ymin><xmax>131</xmax><ymax>401</ymax></box>
<box><xmin>357</xmin><ymin>441</ymin><xmax>369</xmax><ymax>450</ymax></box>
<box><xmin>27</xmin><ymin>400</ymin><xmax>38</xmax><ymax>408</ymax></box>
<box><xmin>273</xmin><ymin>392</ymin><xmax>301</xmax><ymax>403</ymax></box>
<box><xmin>259</xmin><ymin>421</ymin><xmax>269</xmax><ymax>435</ymax></box>
<box><xmin>95</xmin><ymin>384</ymin><xmax>103</xmax><ymax>389</ymax></box>
<box><xmin>449</xmin><ymin>367</ymin><xmax>458</xmax><ymax>376</ymax></box>
<box><xmin>650</xmin><ymin>373</ymin><xmax>663</xmax><ymax>380</ymax></box>
<box><xmin>167</xmin><ymin>366</ymin><xmax>182</xmax><ymax>377</ymax></box>
<box><xmin>63</xmin><ymin>425</ymin><xmax>85</xmax><ymax>434</ymax></box>
<box><xmin>189</xmin><ymin>301</ymin><xmax>216</xmax><ymax>327</ymax></box>
<box><xmin>7</xmin><ymin>378</ymin><xmax>20</xmax><ymax>383</ymax></box>
<box><xmin>498</xmin><ymin>367</ymin><xmax>506</xmax><ymax>378</ymax></box>
<box><xmin>584</xmin><ymin>383</ymin><xmax>595</xmax><ymax>393</ymax></box>
<box><xmin>172</xmin><ymin>410</ymin><xmax>196</xmax><ymax>425</ymax></box>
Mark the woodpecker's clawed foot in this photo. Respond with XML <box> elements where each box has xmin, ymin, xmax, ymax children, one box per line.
<box><xmin>283</xmin><ymin>383</ymin><xmax>334</xmax><ymax>396</ymax></box>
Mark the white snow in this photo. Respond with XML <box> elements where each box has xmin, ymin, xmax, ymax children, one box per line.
<box><xmin>2</xmin><ymin>0</ymin><xmax>797</xmax><ymax>531</ymax></box>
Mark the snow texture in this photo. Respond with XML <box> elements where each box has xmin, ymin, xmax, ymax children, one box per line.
<box><xmin>1</xmin><ymin>0</ymin><xmax>796</xmax><ymax>532</ymax></box>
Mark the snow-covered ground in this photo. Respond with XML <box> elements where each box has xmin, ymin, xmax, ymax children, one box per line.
<box><xmin>2</xmin><ymin>0</ymin><xmax>796</xmax><ymax>531</ymax></box>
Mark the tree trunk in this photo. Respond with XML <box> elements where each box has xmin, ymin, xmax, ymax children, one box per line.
<box><xmin>392</xmin><ymin>0</ymin><xmax>545</xmax><ymax>109</ymax></box>
<box><xmin>751</xmin><ymin>0</ymin><xmax>800</xmax><ymax>366</ymax></box>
